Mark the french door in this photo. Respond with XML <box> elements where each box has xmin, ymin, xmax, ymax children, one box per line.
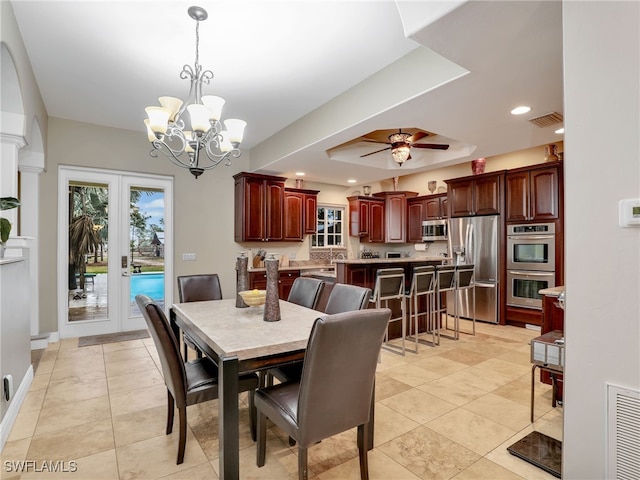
<box><xmin>57</xmin><ymin>166</ymin><xmax>173</xmax><ymax>338</ymax></box>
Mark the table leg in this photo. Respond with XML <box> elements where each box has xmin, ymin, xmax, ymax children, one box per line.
<box><xmin>169</xmin><ymin>308</ymin><xmax>180</xmax><ymax>343</ymax></box>
<box><xmin>531</xmin><ymin>364</ymin><xmax>537</xmax><ymax>423</ymax></box>
<box><xmin>219</xmin><ymin>355</ymin><xmax>239</xmax><ymax>480</ymax></box>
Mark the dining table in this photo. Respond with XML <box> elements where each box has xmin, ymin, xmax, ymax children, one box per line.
<box><xmin>169</xmin><ymin>298</ymin><xmax>376</xmax><ymax>480</ymax></box>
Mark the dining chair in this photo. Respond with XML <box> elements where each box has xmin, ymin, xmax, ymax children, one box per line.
<box><xmin>177</xmin><ymin>274</ymin><xmax>223</xmax><ymax>360</ymax></box>
<box><xmin>323</xmin><ymin>283</ymin><xmax>372</xmax><ymax>314</ymax></box>
<box><xmin>255</xmin><ymin>308</ymin><xmax>392</xmax><ymax>480</ymax></box>
<box><xmin>135</xmin><ymin>294</ymin><xmax>259</xmax><ymax>464</ymax></box>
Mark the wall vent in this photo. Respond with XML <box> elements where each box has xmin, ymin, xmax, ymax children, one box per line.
<box><xmin>528</xmin><ymin>112</ymin><xmax>563</xmax><ymax>127</ymax></box>
<box><xmin>607</xmin><ymin>383</ymin><xmax>640</xmax><ymax>480</ymax></box>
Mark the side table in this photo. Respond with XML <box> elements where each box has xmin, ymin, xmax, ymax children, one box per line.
<box><xmin>530</xmin><ymin>330</ymin><xmax>564</xmax><ymax>422</ymax></box>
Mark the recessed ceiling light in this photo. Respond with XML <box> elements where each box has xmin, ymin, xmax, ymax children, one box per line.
<box><xmin>511</xmin><ymin>106</ymin><xmax>531</xmax><ymax>115</ymax></box>
<box><xmin>295</xmin><ymin>172</ymin><xmax>305</xmax><ymax>176</ymax></box>
<box><xmin>555</xmin><ymin>127</ymin><xmax>565</xmax><ymax>134</ymax></box>
<box><xmin>347</xmin><ymin>179</ymin><xmax>357</xmax><ymax>184</ymax></box>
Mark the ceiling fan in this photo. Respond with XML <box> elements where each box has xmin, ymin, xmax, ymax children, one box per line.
<box><xmin>360</xmin><ymin>129</ymin><xmax>450</xmax><ymax>166</ymax></box>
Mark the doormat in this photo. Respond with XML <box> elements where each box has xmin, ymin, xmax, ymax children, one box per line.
<box><xmin>78</xmin><ymin>329</ymin><xmax>149</xmax><ymax>347</ymax></box>
<box><xmin>507</xmin><ymin>430</ymin><xmax>562</xmax><ymax>478</ymax></box>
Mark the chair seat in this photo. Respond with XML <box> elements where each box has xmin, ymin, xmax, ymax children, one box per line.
<box><xmin>255</xmin><ymin>382</ymin><xmax>300</xmax><ymax>435</ymax></box>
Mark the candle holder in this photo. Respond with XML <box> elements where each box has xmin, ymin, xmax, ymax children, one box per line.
<box><xmin>263</xmin><ymin>254</ymin><xmax>281</xmax><ymax>322</ymax></box>
<box><xmin>236</xmin><ymin>252</ymin><xmax>249</xmax><ymax>308</ymax></box>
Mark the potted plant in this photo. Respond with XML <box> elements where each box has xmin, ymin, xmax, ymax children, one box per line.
<box><xmin>0</xmin><ymin>196</ymin><xmax>21</xmax><ymax>258</ymax></box>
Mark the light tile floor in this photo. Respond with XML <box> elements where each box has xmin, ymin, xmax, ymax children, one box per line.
<box><xmin>2</xmin><ymin>320</ymin><xmax>562</xmax><ymax>479</ymax></box>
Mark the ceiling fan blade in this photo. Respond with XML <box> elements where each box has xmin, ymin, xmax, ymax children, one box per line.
<box><xmin>409</xmin><ymin>131</ymin><xmax>429</xmax><ymax>143</ymax></box>
<box><xmin>412</xmin><ymin>143</ymin><xmax>450</xmax><ymax>150</ymax></box>
<box><xmin>360</xmin><ymin>146</ymin><xmax>392</xmax><ymax>157</ymax></box>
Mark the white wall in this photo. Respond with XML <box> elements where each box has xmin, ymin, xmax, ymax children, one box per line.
<box><xmin>562</xmin><ymin>2</ymin><xmax>640</xmax><ymax>478</ymax></box>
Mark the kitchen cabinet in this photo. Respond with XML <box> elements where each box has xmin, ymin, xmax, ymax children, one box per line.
<box><xmin>234</xmin><ymin>172</ymin><xmax>286</xmax><ymax>242</ymax></box>
<box><xmin>372</xmin><ymin>191</ymin><xmax>417</xmax><ymax>243</ymax></box>
<box><xmin>249</xmin><ymin>270</ymin><xmax>300</xmax><ymax>300</ymax></box>
<box><xmin>540</xmin><ymin>288</ymin><xmax>565</xmax><ymax>400</ymax></box>
<box><xmin>446</xmin><ymin>172</ymin><xmax>504</xmax><ymax>217</ymax></box>
<box><xmin>407</xmin><ymin>193</ymin><xmax>448</xmax><ymax>243</ymax></box>
<box><xmin>285</xmin><ymin>187</ymin><xmax>319</xmax><ymax>235</ymax></box>
<box><xmin>348</xmin><ymin>196</ymin><xmax>385</xmax><ymax>242</ymax></box>
<box><xmin>506</xmin><ymin>163</ymin><xmax>560</xmax><ymax>222</ymax></box>
<box><xmin>283</xmin><ymin>190</ymin><xmax>303</xmax><ymax>241</ymax></box>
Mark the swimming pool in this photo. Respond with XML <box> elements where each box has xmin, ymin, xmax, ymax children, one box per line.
<box><xmin>130</xmin><ymin>272</ymin><xmax>165</xmax><ymax>302</ymax></box>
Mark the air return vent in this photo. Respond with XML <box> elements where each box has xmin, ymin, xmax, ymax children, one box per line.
<box><xmin>528</xmin><ymin>112</ymin><xmax>563</xmax><ymax>127</ymax></box>
<box><xmin>607</xmin><ymin>384</ymin><xmax>640</xmax><ymax>480</ymax></box>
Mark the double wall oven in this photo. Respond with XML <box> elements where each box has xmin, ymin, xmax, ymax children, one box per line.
<box><xmin>507</xmin><ymin>223</ymin><xmax>556</xmax><ymax>309</ymax></box>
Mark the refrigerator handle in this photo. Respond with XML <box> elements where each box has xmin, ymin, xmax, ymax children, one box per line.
<box><xmin>466</xmin><ymin>222</ymin><xmax>473</xmax><ymax>264</ymax></box>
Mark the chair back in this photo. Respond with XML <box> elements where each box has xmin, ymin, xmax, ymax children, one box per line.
<box><xmin>323</xmin><ymin>283</ymin><xmax>371</xmax><ymax>314</ymax></box>
<box><xmin>372</xmin><ymin>268</ymin><xmax>405</xmax><ymax>301</ymax></box>
<box><xmin>136</xmin><ymin>295</ymin><xmax>187</xmax><ymax>406</ymax></box>
<box><xmin>435</xmin><ymin>264</ymin><xmax>456</xmax><ymax>292</ymax></box>
<box><xmin>410</xmin><ymin>265</ymin><xmax>436</xmax><ymax>295</ymax></box>
<box><xmin>287</xmin><ymin>277</ymin><xmax>325</xmax><ymax>310</ymax></box>
<box><xmin>296</xmin><ymin>308</ymin><xmax>391</xmax><ymax>447</ymax></box>
<box><xmin>456</xmin><ymin>264</ymin><xmax>475</xmax><ymax>289</ymax></box>
<box><xmin>177</xmin><ymin>274</ymin><xmax>222</xmax><ymax>302</ymax></box>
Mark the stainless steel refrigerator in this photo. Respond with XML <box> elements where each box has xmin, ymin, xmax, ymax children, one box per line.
<box><xmin>447</xmin><ymin>215</ymin><xmax>500</xmax><ymax>324</ymax></box>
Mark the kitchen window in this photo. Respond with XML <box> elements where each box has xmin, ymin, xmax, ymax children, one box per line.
<box><xmin>311</xmin><ymin>205</ymin><xmax>344</xmax><ymax>248</ymax></box>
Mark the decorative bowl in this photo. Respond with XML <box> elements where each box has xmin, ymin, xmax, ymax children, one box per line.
<box><xmin>239</xmin><ymin>289</ymin><xmax>267</xmax><ymax>307</ymax></box>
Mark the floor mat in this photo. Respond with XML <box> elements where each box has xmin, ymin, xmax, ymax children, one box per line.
<box><xmin>507</xmin><ymin>430</ymin><xmax>562</xmax><ymax>478</ymax></box>
<box><xmin>78</xmin><ymin>329</ymin><xmax>149</xmax><ymax>347</ymax></box>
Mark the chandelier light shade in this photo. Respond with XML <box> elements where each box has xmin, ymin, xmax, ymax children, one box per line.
<box><xmin>144</xmin><ymin>6</ymin><xmax>246</xmax><ymax>179</ymax></box>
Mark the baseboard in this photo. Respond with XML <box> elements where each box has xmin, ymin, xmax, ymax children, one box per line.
<box><xmin>30</xmin><ymin>331</ymin><xmax>59</xmax><ymax>350</ymax></box>
<box><xmin>0</xmin><ymin>365</ymin><xmax>34</xmax><ymax>452</ymax></box>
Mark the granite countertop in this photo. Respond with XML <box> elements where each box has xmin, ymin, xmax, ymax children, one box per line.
<box><xmin>332</xmin><ymin>256</ymin><xmax>450</xmax><ymax>265</ymax></box>
<box><xmin>248</xmin><ymin>264</ymin><xmax>334</xmax><ymax>273</ymax></box>
<box><xmin>539</xmin><ymin>286</ymin><xmax>565</xmax><ymax>297</ymax></box>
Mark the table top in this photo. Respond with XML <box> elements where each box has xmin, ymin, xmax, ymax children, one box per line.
<box><xmin>172</xmin><ymin>298</ymin><xmax>323</xmax><ymax>362</ymax></box>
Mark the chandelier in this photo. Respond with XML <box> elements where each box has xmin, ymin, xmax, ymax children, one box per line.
<box><xmin>144</xmin><ymin>6</ymin><xmax>246</xmax><ymax>179</ymax></box>
<box><xmin>389</xmin><ymin>132</ymin><xmax>411</xmax><ymax>166</ymax></box>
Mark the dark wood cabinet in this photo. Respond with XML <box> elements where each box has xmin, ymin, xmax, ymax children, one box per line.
<box><xmin>283</xmin><ymin>190</ymin><xmax>304</xmax><ymax>241</ymax></box>
<box><xmin>372</xmin><ymin>191</ymin><xmax>417</xmax><ymax>243</ymax></box>
<box><xmin>446</xmin><ymin>172</ymin><xmax>504</xmax><ymax>217</ymax></box>
<box><xmin>248</xmin><ymin>270</ymin><xmax>300</xmax><ymax>300</ymax></box>
<box><xmin>406</xmin><ymin>193</ymin><xmax>448</xmax><ymax>243</ymax></box>
<box><xmin>506</xmin><ymin>163</ymin><xmax>559</xmax><ymax>222</ymax></box>
<box><xmin>303</xmin><ymin>192</ymin><xmax>317</xmax><ymax>234</ymax></box>
<box><xmin>234</xmin><ymin>172</ymin><xmax>286</xmax><ymax>242</ymax></box>
<box><xmin>348</xmin><ymin>196</ymin><xmax>385</xmax><ymax>242</ymax></box>
<box><xmin>540</xmin><ymin>292</ymin><xmax>564</xmax><ymax>398</ymax></box>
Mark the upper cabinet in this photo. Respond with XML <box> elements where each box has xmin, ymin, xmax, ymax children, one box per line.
<box><xmin>348</xmin><ymin>196</ymin><xmax>385</xmax><ymax>242</ymax></box>
<box><xmin>446</xmin><ymin>172</ymin><xmax>505</xmax><ymax>217</ymax></box>
<box><xmin>234</xmin><ymin>172</ymin><xmax>318</xmax><ymax>242</ymax></box>
<box><xmin>406</xmin><ymin>193</ymin><xmax>447</xmax><ymax>243</ymax></box>
<box><xmin>506</xmin><ymin>162</ymin><xmax>561</xmax><ymax>222</ymax></box>
<box><xmin>372</xmin><ymin>191</ymin><xmax>417</xmax><ymax>243</ymax></box>
<box><xmin>283</xmin><ymin>188</ymin><xmax>319</xmax><ymax>240</ymax></box>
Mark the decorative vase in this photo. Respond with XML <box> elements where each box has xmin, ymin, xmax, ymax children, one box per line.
<box><xmin>428</xmin><ymin>181</ymin><xmax>437</xmax><ymax>194</ymax></box>
<box><xmin>544</xmin><ymin>144</ymin><xmax>559</xmax><ymax>162</ymax></box>
<box><xmin>471</xmin><ymin>158</ymin><xmax>486</xmax><ymax>175</ymax></box>
<box><xmin>363</xmin><ymin>185</ymin><xmax>371</xmax><ymax>196</ymax></box>
<box><xmin>263</xmin><ymin>254</ymin><xmax>281</xmax><ymax>322</ymax></box>
<box><xmin>295</xmin><ymin>178</ymin><xmax>304</xmax><ymax>188</ymax></box>
<box><xmin>393</xmin><ymin>176</ymin><xmax>399</xmax><ymax>191</ymax></box>
<box><xmin>236</xmin><ymin>252</ymin><xmax>249</xmax><ymax>308</ymax></box>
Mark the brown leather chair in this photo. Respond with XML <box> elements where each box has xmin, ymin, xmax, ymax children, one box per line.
<box><xmin>177</xmin><ymin>274</ymin><xmax>223</xmax><ymax>360</ymax></box>
<box><xmin>135</xmin><ymin>295</ymin><xmax>259</xmax><ymax>464</ymax></box>
<box><xmin>323</xmin><ymin>283</ymin><xmax>372</xmax><ymax>314</ymax></box>
<box><xmin>287</xmin><ymin>277</ymin><xmax>325</xmax><ymax>310</ymax></box>
<box><xmin>255</xmin><ymin>308</ymin><xmax>392</xmax><ymax>480</ymax></box>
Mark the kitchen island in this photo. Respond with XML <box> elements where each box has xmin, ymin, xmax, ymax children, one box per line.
<box><xmin>334</xmin><ymin>256</ymin><xmax>449</xmax><ymax>338</ymax></box>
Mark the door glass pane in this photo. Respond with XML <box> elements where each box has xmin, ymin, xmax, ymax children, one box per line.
<box><xmin>129</xmin><ymin>188</ymin><xmax>166</xmax><ymax>317</ymax></box>
<box><xmin>68</xmin><ymin>181</ymin><xmax>109</xmax><ymax>322</ymax></box>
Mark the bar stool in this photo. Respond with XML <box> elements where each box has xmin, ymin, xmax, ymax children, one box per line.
<box><xmin>370</xmin><ymin>268</ymin><xmax>407</xmax><ymax>355</ymax></box>
<box><xmin>405</xmin><ymin>265</ymin><xmax>437</xmax><ymax>350</ymax></box>
<box><xmin>434</xmin><ymin>264</ymin><xmax>457</xmax><ymax>340</ymax></box>
<box><xmin>454</xmin><ymin>264</ymin><xmax>476</xmax><ymax>336</ymax></box>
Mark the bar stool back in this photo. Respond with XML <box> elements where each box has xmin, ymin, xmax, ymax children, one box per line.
<box><xmin>434</xmin><ymin>264</ymin><xmax>457</xmax><ymax>340</ymax></box>
<box><xmin>455</xmin><ymin>264</ymin><xmax>476</xmax><ymax>336</ymax></box>
<box><xmin>405</xmin><ymin>266</ymin><xmax>437</xmax><ymax>350</ymax></box>
<box><xmin>370</xmin><ymin>268</ymin><xmax>407</xmax><ymax>355</ymax></box>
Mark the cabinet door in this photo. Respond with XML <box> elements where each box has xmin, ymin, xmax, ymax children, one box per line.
<box><xmin>505</xmin><ymin>172</ymin><xmax>530</xmax><ymax>222</ymax></box>
<box><xmin>473</xmin><ymin>175</ymin><xmax>501</xmax><ymax>215</ymax></box>
<box><xmin>385</xmin><ymin>193</ymin><xmax>406</xmax><ymax>243</ymax></box>
<box><xmin>441</xmin><ymin>196</ymin><xmax>449</xmax><ymax>217</ymax></box>
<box><xmin>283</xmin><ymin>191</ymin><xmax>304</xmax><ymax>241</ymax></box>
<box><xmin>531</xmin><ymin>167</ymin><xmax>559</xmax><ymax>220</ymax></box>
<box><xmin>448</xmin><ymin>180</ymin><xmax>474</xmax><ymax>217</ymax></box>
<box><xmin>406</xmin><ymin>199</ymin><xmax>425</xmax><ymax>243</ymax></box>
<box><xmin>346</xmin><ymin>266</ymin><xmax>369</xmax><ymax>287</ymax></box>
<box><xmin>304</xmin><ymin>194</ymin><xmax>317</xmax><ymax>234</ymax></box>
<box><xmin>425</xmin><ymin>196</ymin><xmax>444</xmax><ymax>219</ymax></box>
<box><xmin>248</xmin><ymin>272</ymin><xmax>268</xmax><ymax>290</ymax></box>
<box><xmin>265</xmin><ymin>181</ymin><xmax>284</xmax><ymax>241</ymax></box>
<box><xmin>368</xmin><ymin>201</ymin><xmax>385</xmax><ymax>243</ymax></box>
<box><xmin>241</xmin><ymin>176</ymin><xmax>266</xmax><ymax>241</ymax></box>
<box><xmin>279</xmin><ymin>271</ymin><xmax>299</xmax><ymax>300</ymax></box>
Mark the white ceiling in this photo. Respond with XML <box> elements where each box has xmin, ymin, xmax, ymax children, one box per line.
<box><xmin>10</xmin><ymin>0</ymin><xmax>564</xmax><ymax>186</ymax></box>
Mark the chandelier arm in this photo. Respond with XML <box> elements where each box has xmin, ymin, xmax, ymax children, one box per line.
<box><xmin>150</xmin><ymin>140</ymin><xmax>194</xmax><ymax>170</ymax></box>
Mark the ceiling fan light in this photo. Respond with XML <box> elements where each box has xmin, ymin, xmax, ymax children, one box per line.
<box><xmin>391</xmin><ymin>145</ymin><xmax>410</xmax><ymax>165</ymax></box>
<box><xmin>201</xmin><ymin>95</ymin><xmax>225</xmax><ymax>121</ymax></box>
<box><xmin>158</xmin><ymin>96</ymin><xmax>183</xmax><ymax>122</ymax></box>
<box><xmin>388</xmin><ymin>132</ymin><xmax>411</xmax><ymax>144</ymax></box>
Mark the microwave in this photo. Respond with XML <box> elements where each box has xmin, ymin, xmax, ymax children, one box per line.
<box><xmin>422</xmin><ymin>219</ymin><xmax>448</xmax><ymax>242</ymax></box>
